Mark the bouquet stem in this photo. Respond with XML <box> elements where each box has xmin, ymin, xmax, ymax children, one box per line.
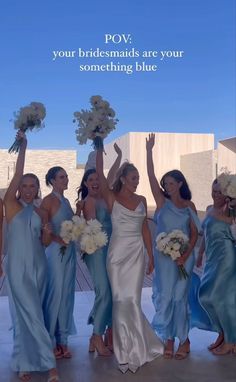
<box><xmin>8</xmin><ymin>138</ymin><xmax>23</xmax><ymax>154</ymax></box>
<box><xmin>178</xmin><ymin>265</ymin><xmax>189</xmax><ymax>279</ymax></box>
<box><xmin>92</xmin><ymin>136</ymin><xmax>104</xmax><ymax>150</ymax></box>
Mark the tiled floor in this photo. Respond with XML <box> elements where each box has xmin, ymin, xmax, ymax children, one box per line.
<box><xmin>0</xmin><ymin>289</ymin><xmax>236</xmax><ymax>382</ymax></box>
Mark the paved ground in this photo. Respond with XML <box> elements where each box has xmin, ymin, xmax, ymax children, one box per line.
<box><xmin>0</xmin><ymin>289</ymin><xmax>235</xmax><ymax>382</ymax></box>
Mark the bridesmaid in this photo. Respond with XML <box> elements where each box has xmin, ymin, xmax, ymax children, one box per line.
<box><xmin>96</xmin><ymin>146</ymin><xmax>163</xmax><ymax>373</ymax></box>
<box><xmin>146</xmin><ymin>133</ymin><xmax>200</xmax><ymax>360</ymax></box>
<box><xmin>41</xmin><ymin>167</ymin><xmax>77</xmax><ymax>359</ymax></box>
<box><xmin>0</xmin><ymin>198</ymin><xmax>3</xmax><ymax>277</ymax></box>
<box><xmin>196</xmin><ymin>179</ymin><xmax>236</xmax><ymax>354</ymax></box>
<box><xmin>78</xmin><ymin>143</ymin><xmax>122</xmax><ymax>356</ymax></box>
<box><xmin>4</xmin><ymin>132</ymin><xmax>58</xmax><ymax>382</ymax></box>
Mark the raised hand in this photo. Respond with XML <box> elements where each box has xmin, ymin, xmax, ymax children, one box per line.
<box><xmin>146</xmin><ymin>133</ymin><xmax>155</xmax><ymax>151</ymax></box>
<box><xmin>76</xmin><ymin>200</ymin><xmax>85</xmax><ymax>216</ymax></box>
<box><xmin>114</xmin><ymin>142</ymin><xmax>122</xmax><ymax>156</ymax></box>
<box><xmin>16</xmin><ymin>130</ymin><xmax>27</xmax><ymax>141</ymax></box>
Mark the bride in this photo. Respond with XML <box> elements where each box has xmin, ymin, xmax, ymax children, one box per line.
<box><xmin>96</xmin><ymin>148</ymin><xmax>163</xmax><ymax>373</ymax></box>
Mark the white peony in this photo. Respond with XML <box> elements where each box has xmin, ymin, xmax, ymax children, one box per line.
<box><xmin>80</xmin><ymin>234</ymin><xmax>97</xmax><ymax>254</ymax></box>
<box><xmin>94</xmin><ymin>231</ymin><xmax>108</xmax><ymax>247</ymax></box>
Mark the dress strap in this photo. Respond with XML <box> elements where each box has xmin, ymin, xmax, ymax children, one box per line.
<box><xmin>52</xmin><ymin>191</ymin><xmax>65</xmax><ymax>202</ymax></box>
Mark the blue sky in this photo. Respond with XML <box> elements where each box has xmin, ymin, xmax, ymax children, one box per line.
<box><xmin>0</xmin><ymin>0</ymin><xmax>235</xmax><ymax>163</ymax></box>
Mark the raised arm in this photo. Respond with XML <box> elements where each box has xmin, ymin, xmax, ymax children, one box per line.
<box><xmin>146</xmin><ymin>133</ymin><xmax>165</xmax><ymax>210</ymax></box>
<box><xmin>4</xmin><ymin>132</ymin><xmax>27</xmax><ymax>221</ymax></box>
<box><xmin>107</xmin><ymin>143</ymin><xmax>122</xmax><ymax>188</ymax></box>
<box><xmin>96</xmin><ymin>148</ymin><xmax>114</xmax><ymax>212</ymax></box>
<box><xmin>4</xmin><ymin>131</ymin><xmax>27</xmax><ymax>203</ymax></box>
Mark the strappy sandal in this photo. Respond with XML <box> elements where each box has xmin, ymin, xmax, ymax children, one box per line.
<box><xmin>54</xmin><ymin>346</ymin><xmax>63</xmax><ymax>359</ymax></box>
<box><xmin>163</xmin><ymin>339</ymin><xmax>174</xmax><ymax>359</ymax></box>
<box><xmin>47</xmin><ymin>376</ymin><xmax>59</xmax><ymax>382</ymax></box>
<box><xmin>212</xmin><ymin>343</ymin><xmax>236</xmax><ymax>356</ymax></box>
<box><xmin>208</xmin><ymin>334</ymin><xmax>224</xmax><ymax>351</ymax></box>
<box><xmin>18</xmin><ymin>372</ymin><xmax>31</xmax><ymax>381</ymax></box>
<box><xmin>59</xmin><ymin>345</ymin><xmax>72</xmax><ymax>359</ymax></box>
<box><xmin>175</xmin><ymin>339</ymin><xmax>190</xmax><ymax>360</ymax></box>
<box><xmin>163</xmin><ymin>349</ymin><xmax>174</xmax><ymax>359</ymax></box>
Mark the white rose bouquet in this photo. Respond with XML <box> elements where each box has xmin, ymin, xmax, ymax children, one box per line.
<box><xmin>217</xmin><ymin>169</ymin><xmax>236</xmax><ymax>239</ymax></box>
<box><xmin>8</xmin><ymin>102</ymin><xmax>46</xmax><ymax>153</ymax></box>
<box><xmin>79</xmin><ymin>218</ymin><xmax>108</xmax><ymax>255</ymax></box>
<box><xmin>59</xmin><ymin>215</ymin><xmax>86</xmax><ymax>261</ymax></box>
<box><xmin>73</xmin><ymin>95</ymin><xmax>118</xmax><ymax>150</ymax></box>
<box><xmin>156</xmin><ymin>229</ymin><xmax>189</xmax><ymax>279</ymax></box>
<box><xmin>217</xmin><ymin>169</ymin><xmax>236</xmax><ymax>199</ymax></box>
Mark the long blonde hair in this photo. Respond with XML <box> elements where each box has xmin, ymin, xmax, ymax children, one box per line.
<box><xmin>112</xmin><ymin>162</ymin><xmax>138</xmax><ymax>192</ymax></box>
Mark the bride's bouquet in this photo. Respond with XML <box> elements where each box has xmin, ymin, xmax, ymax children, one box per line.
<box><xmin>60</xmin><ymin>215</ymin><xmax>86</xmax><ymax>260</ymax></box>
<box><xmin>79</xmin><ymin>219</ymin><xmax>108</xmax><ymax>255</ymax></box>
<box><xmin>217</xmin><ymin>169</ymin><xmax>236</xmax><ymax>240</ymax></box>
<box><xmin>8</xmin><ymin>102</ymin><xmax>46</xmax><ymax>153</ymax></box>
<box><xmin>156</xmin><ymin>229</ymin><xmax>189</xmax><ymax>279</ymax></box>
<box><xmin>73</xmin><ymin>95</ymin><xmax>118</xmax><ymax>150</ymax></box>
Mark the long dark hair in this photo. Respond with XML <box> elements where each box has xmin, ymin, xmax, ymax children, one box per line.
<box><xmin>113</xmin><ymin>162</ymin><xmax>138</xmax><ymax>193</ymax></box>
<box><xmin>45</xmin><ymin>166</ymin><xmax>64</xmax><ymax>187</ymax></box>
<box><xmin>160</xmin><ymin>169</ymin><xmax>192</xmax><ymax>200</ymax></box>
<box><xmin>77</xmin><ymin>168</ymin><xmax>96</xmax><ymax>201</ymax></box>
<box><xmin>18</xmin><ymin>173</ymin><xmax>40</xmax><ymax>199</ymax></box>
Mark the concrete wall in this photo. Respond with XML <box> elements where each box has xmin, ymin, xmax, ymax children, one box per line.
<box><xmin>217</xmin><ymin>139</ymin><xmax>236</xmax><ymax>174</ymax></box>
<box><xmin>181</xmin><ymin>150</ymin><xmax>217</xmax><ymax>211</ymax></box>
<box><xmin>104</xmin><ymin>132</ymin><xmax>214</xmax><ymax>208</ymax></box>
<box><xmin>0</xmin><ymin>149</ymin><xmax>84</xmax><ymax>208</ymax></box>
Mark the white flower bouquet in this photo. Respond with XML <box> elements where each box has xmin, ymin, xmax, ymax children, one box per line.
<box><xmin>156</xmin><ymin>229</ymin><xmax>189</xmax><ymax>279</ymax></box>
<box><xmin>73</xmin><ymin>95</ymin><xmax>118</xmax><ymax>150</ymax></box>
<box><xmin>217</xmin><ymin>169</ymin><xmax>236</xmax><ymax>199</ymax></box>
<box><xmin>60</xmin><ymin>215</ymin><xmax>86</xmax><ymax>260</ymax></box>
<box><xmin>79</xmin><ymin>218</ymin><xmax>108</xmax><ymax>255</ymax></box>
<box><xmin>217</xmin><ymin>169</ymin><xmax>236</xmax><ymax>239</ymax></box>
<box><xmin>8</xmin><ymin>102</ymin><xmax>46</xmax><ymax>153</ymax></box>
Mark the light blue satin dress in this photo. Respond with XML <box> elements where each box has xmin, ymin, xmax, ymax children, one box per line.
<box><xmin>199</xmin><ymin>215</ymin><xmax>236</xmax><ymax>343</ymax></box>
<box><xmin>84</xmin><ymin>200</ymin><xmax>112</xmax><ymax>335</ymax></box>
<box><xmin>107</xmin><ymin>201</ymin><xmax>163</xmax><ymax>373</ymax></box>
<box><xmin>6</xmin><ymin>202</ymin><xmax>55</xmax><ymax>372</ymax></box>
<box><xmin>152</xmin><ymin>199</ymin><xmax>200</xmax><ymax>344</ymax></box>
<box><xmin>44</xmin><ymin>192</ymin><xmax>76</xmax><ymax>347</ymax></box>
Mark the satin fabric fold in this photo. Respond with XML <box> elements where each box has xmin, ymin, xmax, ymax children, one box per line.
<box><xmin>107</xmin><ymin>201</ymin><xmax>163</xmax><ymax>371</ymax></box>
<box><xmin>152</xmin><ymin>199</ymin><xmax>201</xmax><ymax>344</ymax></box>
<box><xmin>84</xmin><ymin>201</ymin><xmax>112</xmax><ymax>334</ymax></box>
<box><xmin>198</xmin><ymin>216</ymin><xmax>236</xmax><ymax>342</ymax></box>
<box><xmin>6</xmin><ymin>204</ymin><xmax>55</xmax><ymax>372</ymax></box>
<box><xmin>44</xmin><ymin>192</ymin><xmax>76</xmax><ymax>346</ymax></box>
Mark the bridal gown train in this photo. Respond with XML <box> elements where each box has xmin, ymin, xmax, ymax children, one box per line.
<box><xmin>107</xmin><ymin>200</ymin><xmax>163</xmax><ymax>373</ymax></box>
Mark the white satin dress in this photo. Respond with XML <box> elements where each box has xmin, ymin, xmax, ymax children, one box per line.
<box><xmin>107</xmin><ymin>200</ymin><xmax>163</xmax><ymax>373</ymax></box>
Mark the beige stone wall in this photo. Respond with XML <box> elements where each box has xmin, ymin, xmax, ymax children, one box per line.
<box><xmin>0</xmin><ymin>149</ymin><xmax>84</xmax><ymax>208</ymax></box>
<box><xmin>2</xmin><ymin>132</ymin><xmax>234</xmax><ymax>213</ymax></box>
<box><xmin>181</xmin><ymin>150</ymin><xmax>217</xmax><ymax>211</ymax></box>
<box><xmin>104</xmin><ymin>132</ymin><xmax>214</xmax><ymax>208</ymax></box>
<box><xmin>218</xmin><ymin>140</ymin><xmax>236</xmax><ymax>174</ymax></box>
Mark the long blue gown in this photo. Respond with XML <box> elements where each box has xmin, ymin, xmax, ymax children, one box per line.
<box><xmin>84</xmin><ymin>200</ymin><xmax>112</xmax><ymax>335</ymax></box>
<box><xmin>6</xmin><ymin>202</ymin><xmax>55</xmax><ymax>372</ymax></box>
<box><xmin>152</xmin><ymin>199</ymin><xmax>200</xmax><ymax>344</ymax></box>
<box><xmin>44</xmin><ymin>192</ymin><xmax>76</xmax><ymax>347</ymax></box>
<box><xmin>198</xmin><ymin>215</ymin><xmax>236</xmax><ymax>343</ymax></box>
